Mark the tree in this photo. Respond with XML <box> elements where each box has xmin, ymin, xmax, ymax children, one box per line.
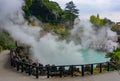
<box><xmin>65</xmin><ymin>1</ymin><xmax>79</xmax><ymax>17</ymax></box>
<box><xmin>24</xmin><ymin>0</ymin><xmax>34</xmax><ymax>18</ymax></box>
<box><xmin>90</xmin><ymin>15</ymin><xmax>114</xmax><ymax>27</ymax></box>
<box><xmin>42</xmin><ymin>0</ymin><xmax>62</xmax><ymax>23</ymax></box>
<box><xmin>111</xmin><ymin>24</ymin><xmax>120</xmax><ymax>32</ymax></box>
<box><xmin>103</xmin><ymin>18</ymin><xmax>114</xmax><ymax>25</ymax></box>
<box><xmin>62</xmin><ymin>1</ymin><xmax>79</xmax><ymax>29</ymax></box>
<box><xmin>90</xmin><ymin>15</ymin><xmax>101</xmax><ymax>27</ymax></box>
<box><xmin>64</xmin><ymin>1</ymin><xmax>79</xmax><ymax>21</ymax></box>
<box><xmin>27</xmin><ymin>0</ymin><xmax>63</xmax><ymax>24</ymax></box>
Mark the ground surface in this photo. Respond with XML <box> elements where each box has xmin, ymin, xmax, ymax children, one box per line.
<box><xmin>0</xmin><ymin>51</ymin><xmax>120</xmax><ymax>81</ymax></box>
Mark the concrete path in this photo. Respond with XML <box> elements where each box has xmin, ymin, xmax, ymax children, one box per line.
<box><xmin>0</xmin><ymin>51</ymin><xmax>120</xmax><ymax>81</ymax></box>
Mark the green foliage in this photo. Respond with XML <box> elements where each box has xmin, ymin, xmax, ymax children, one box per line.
<box><xmin>42</xmin><ymin>0</ymin><xmax>63</xmax><ymax>24</ymax></box>
<box><xmin>63</xmin><ymin>1</ymin><xmax>79</xmax><ymax>22</ymax></box>
<box><xmin>43</xmin><ymin>24</ymin><xmax>68</xmax><ymax>38</ymax></box>
<box><xmin>42</xmin><ymin>1</ymin><xmax>62</xmax><ymax>13</ymax></box>
<box><xmin>24</xmin><ymin>0</ymin><xmax>34</xmax><ymax>18</ymax></box>
<box><xmin>61</xmin><ymin>11</ymin><xmax>73</xmax><ymax>21</ymax></box>
<box><xmin>90</xmin><ymin>15</ymin><xmax>105</xmax><ymax>27</ymax></box>
<box><xmin>24</xmin><ymin>0</ymin><xmax>63</xmax><ymax>24</ymax></box>
<box><xmin>65</xmin><ymin>1</ymin><xmax>79</xmax><ymax>15</ymax></box>
<box><xmin>106</xmin><ymin>47</ymin><xmax>120</xmax><ymax>66</ymax></box>
<box><xmin>103</xmin><ymin>18</ymin><xmax>114</xmax><ymax>25</ymax></box>
<box><xmin>111</xmin><ymin>24</ymin><xmax>120</xmax><ymax>32</ymax></box>
<box><xmin>55</xmin><ymin>26</ymin><xmax>67</xmax><ymax>37</ymax></box>
<box><xmin>0</xmin><ymin>31</ymin><xmax>15</xmax><ymax>50</ymax></box>
<box><xmin>90</xmin><ymin>15</ymin><xmax>114</xmax><ymax>27</ymax></box>
<box><xmin>24</xmin><ymin>0</ymin><xmax>79</xmax><ymax>25</ymax></box>
<box><xmin>24</xmin><ymin>0</ymin><xmax>33</xmax><ymax>10</ymax></box>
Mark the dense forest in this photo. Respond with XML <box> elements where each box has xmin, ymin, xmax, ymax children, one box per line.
<box><xmin>24</xmin><ymin>0</ymin><xmax>79</xmax><ymax>25</ymax></box>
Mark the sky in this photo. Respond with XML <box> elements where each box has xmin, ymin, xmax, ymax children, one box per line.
<box><xmin>50</xmin><ymin>0</ymin><xmax>120</xmax><ymax>22</ymax></box>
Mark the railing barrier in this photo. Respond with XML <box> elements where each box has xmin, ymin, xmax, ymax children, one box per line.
<box><xmin>9</xmin><ymin>48</ymin><xmax>117</xmax><ymax>79</ymax></box>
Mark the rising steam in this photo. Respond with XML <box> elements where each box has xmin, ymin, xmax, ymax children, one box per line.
<box><xmin>0</xmin><ymin>0</ymin><xmax>117</xmax><ymax>65</ymax></box>
<box><xmin>70</xmin><ymin>18</ymin><xmax>118</xmax><ymax>52</ymax></box>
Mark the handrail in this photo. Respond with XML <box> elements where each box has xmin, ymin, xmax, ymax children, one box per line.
<box><xmin>9</xmin><ymin>48</ymin><xmax>114</xmax><ymax>79</ymax></box>
<box><xmin>53</xmin><ymin>61</ymin><xmax>109</xmax><ymax>67</ymax></box>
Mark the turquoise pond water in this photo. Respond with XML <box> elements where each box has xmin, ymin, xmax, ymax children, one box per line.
<box><xmin>79</xmin><ymin>49</ymin><xmax>110</xmax><ymax>65</ymax></box>
<box><xmin>46</xmin><ymin>49</ymin><xmax>110</xmax><ymax>66</ymax></box>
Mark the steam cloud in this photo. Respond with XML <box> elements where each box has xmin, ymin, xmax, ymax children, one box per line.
<box><xmin>0</xmin><ymin>0</ymin><xmax>117</xmax><ymax>65</ymax></box>
<box><xmin>70</xmin><ymin>18</ymin><xmax>118</xmax><ymax>52</ymax></box>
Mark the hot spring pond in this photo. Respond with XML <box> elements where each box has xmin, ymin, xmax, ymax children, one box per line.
<box><xmin>38</xmin><ymin>49</ymin><xmax>110</xmax><ymax>65</ymax></box>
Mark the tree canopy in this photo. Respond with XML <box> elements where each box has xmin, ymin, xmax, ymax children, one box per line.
<box><xmin>111</xmin><ymin>23</ymin><xmax>120</xmax><ymax>32</ymax></box>
<box><xmin>65</xmin><ymin>1</ymin><xmax>79</xmax><ymax>16</ymax></box>
<box><xmin>90</xmin><ymin>15</ymin><xmax>114</xmax><ymax>27</ymax></box>
<box><xmin>62</xmin><ymin>1</ymin><xmax>79</xmax><ymax>22</ymax></box>
<box><xmin>23</xmin><ymin>0</ymin><xmax>79</xmax><ymax>25</ymax></box>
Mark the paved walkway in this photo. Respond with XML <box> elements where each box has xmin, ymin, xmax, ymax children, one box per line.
<box><xmin>0</xmin><ymin>51</ymin><xmax>120</xmax><ymax>81</ymax></box>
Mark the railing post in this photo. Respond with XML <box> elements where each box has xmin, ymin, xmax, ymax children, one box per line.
<box><xmin>21</xmin><ymin>62</ymin><xmax>24</xmax><ymax>72</ymax></box>
<box><xmin>25</xmin><ymin>63</ymin><xmax>28</xmax><ymax>73</ymax></box>
<box><xmin>13</xmin><ymin>59</ymin><xmax>16</xmax><ymax>67</ymax></box>
<box><xmin>71</xmin><ymin>65</ymin><xmax>74</xmax><ymax>77</ymax></box>
<box><xmin>46</xmin><ymin>66</ymin><xmax>50</xmax><ymax>78</ymax></box>
<box><xmin>10</xmin><ymin>58</ymin><xmax>13</xmax><ymax>66</ymax></box>
<box><xmin>28</xmin><ymin>64</ymin><xmax>31</xmax><ymax>75</ymax></box>
<box><xmin>10</xmin><ymin>49</ymin><xmax>13</xmax><ymax>66</ymax></box>
<box><xmin>59</xmin><ymin>66</ymin><xmax>63</xmax><ymax>78</ymax></box>
<box><xmin>91</xmin><ymin>64</ymin><xmax>93</xmax><ymax>74</ymax></box>
<box><xmin>36</xmin><ymin>67</ymin><xmax>39</xmax><ymax>79</ymax></box>
<box><xmin>81</xmin><ymin>65</ymin><xmax>84</xmax><ymax>76</ymax></box>
<box><xmin>107</xmin><ymin>62</ymin><xmax>110</xmax><ymax>71</ymax></box>
<box><xmin>17</xmin><ymin>61</ymin><xmax>19</xmax><ymax>71</ymax></box>
<box><xmin>99</xmin><ymin>63</ymin><xmax>102</xmax><ymax>73</ymax></box>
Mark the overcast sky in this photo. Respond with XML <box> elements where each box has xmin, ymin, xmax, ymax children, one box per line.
<box><xmin>50</xmin><ymin>0</ymin><xmax>120</xmax><ymax>22</ymax></box>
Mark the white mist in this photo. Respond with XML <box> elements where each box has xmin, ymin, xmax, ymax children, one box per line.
<box><xmin>0</xmin><ymin>0</ymin><xmax>117</xmax><ymax>65</ymax></box>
